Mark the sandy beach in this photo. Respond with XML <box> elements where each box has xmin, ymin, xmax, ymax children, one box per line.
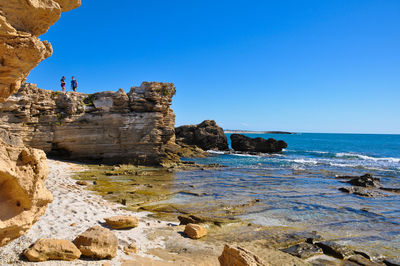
<box><xmin>0</xmin><ymin>159</ymin><xmax>175</xmax><ymax>265</ymax></box>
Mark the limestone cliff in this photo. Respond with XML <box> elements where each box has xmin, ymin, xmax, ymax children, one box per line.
<box><xmin>0</xmin><ymin>0</ymin><xmax>81</xmax><ymax>102</ymax></box>
<box><xmin>0</xmin><ymin>82</ymin><xmax>179</xmax><ymax>165</ymax></box>
<box><xmin>0</xmin><ymin>0</ymin><xmax>80</xmax><ymax>247</ymax></box>
<box><xmin>0</xmin><ymin>140</ymin><xmax>53</xmax><ymax>246</ymax></box>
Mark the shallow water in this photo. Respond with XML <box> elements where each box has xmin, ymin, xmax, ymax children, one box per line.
<box><xmin>176</xmin><ymin>133</ymin><xmax>400</xmax><ymax>257</ymax></box>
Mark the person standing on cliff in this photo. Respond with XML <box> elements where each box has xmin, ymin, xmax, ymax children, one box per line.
<box><xmin>60</xmin><ymin>76</ymin><xmax>66</xmax><ymax>92</ymax></box>
<box><xmin>71</xmin><ymin>76</ymin><xmax>78</xmax><ymax>92</ymax></box>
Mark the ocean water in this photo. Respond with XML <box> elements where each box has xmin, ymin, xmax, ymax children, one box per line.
<box><xmin>177</xmin><ymin>133</ymin><xmax>400</xmax><ymax>257</ymax></box>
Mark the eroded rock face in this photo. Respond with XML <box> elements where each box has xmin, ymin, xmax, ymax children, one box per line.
<box><xmin>0</xmin><ymin>139</ymin><xmax>53</xmax><ymax>246</ymax></box>
<box><xmin>230</xmin><ymin>134</ymin><xmax>288</xmax><ymax>153</ymax></box>
<box><xmin>175</xmin><ymin>120</ymin><xmax>229</xmax><ymax>151</ymax></box>
<box><xmin>0</xmin><ymin>82</ymin><xmax>179</xmax><ymax>165</ymax></box>
<box><xmin>0</xmin><ymin>0</ymin><xmax>81</xmax><ymax>102</ymax></box>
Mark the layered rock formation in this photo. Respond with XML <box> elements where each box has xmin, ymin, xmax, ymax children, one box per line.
<box><xmin>0</xmin><ymin>82</ymin><xmax>179</xmax><ymax>165</ymax></box>
<box><xmin>0</xmin><ymin>140</ymin><xmax>53</xmax><ymax>246</ymax></box>
<box><xmin>175</xmin><ymin>120</ymin><xmax>229</xmax><ymax>151</ymax></box>
<box><xmin>230</xmin><ymin>134</ymin><xmax>288</xmax><ymax>153</ymax></box>
<box><xmin>0</xmin><ymin>0</ymin><xmax>81</xmax><ymax>102</ymax></box>
<box><xmin>0</xmin><ymin>0</ymin><xmax>80</xmax><ymax>247</ymax></box>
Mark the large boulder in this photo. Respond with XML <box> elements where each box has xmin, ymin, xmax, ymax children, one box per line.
<box><xmin>230</xmin><ymin>134</ymin><xmax>287</xmax><ymax>153</ymax></box>
<box><xmin>175</xmin><ymin>120</ymin><xmax>229</xmax><ymax>151</ymax></box>
<box><xmin>24</xmin><ymin>238</ymin><xmax>81</xmax><ymax>262</ymax></box>
<box><xmin>73</xmin><ymin>226</ymin><xmax>118</xmax><ymax>259</ymax></box>
<box><xmin>0</xmin><ymin>139</ymin><xmax>53</xmax><ymax>246</ymax></box>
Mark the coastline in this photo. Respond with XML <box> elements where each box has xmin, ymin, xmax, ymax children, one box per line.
<box><xmin>224</xmin><ymin>130</ymin><xmax>295</xmax><ymax>134</ymax></box>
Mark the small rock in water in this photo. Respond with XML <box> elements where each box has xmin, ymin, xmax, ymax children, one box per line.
<box><xmin>76</xmin><ymin>180</ymin><xmax>89</xmax><ymax>186</ymax></box>
<box><xmin>383</xmin><ymin>258</ymin><xmax>400</xmax><ymax>266</ymax></box>
<box><xmin>346</xmin><ymin>255</ymin><xmax>382</xmax><ymax>266</ymax></box>
<box><xmin>104</xmin><ymin>215</ymin><xmax>139</xmax><ymax>229</ymax></box>
<box><xmin>218</xmin><ymin>244</ymin><xmax>265</xmax><ymax>266</ymax></box>
<box><xmin>24</xmin><ymin>239</ymin><xmax>81</xmax><ymax>262</ymax></box>
<box><xmin>281</xmin><ymin>242</ymin><xmax>323</xmax><ymax>259</ymax></box>
<box><xmin>343</xmin><ymin>174</ymin><xmax>381</xmax><ymax>188</ymax></box>
<box><xmin>339</xmin><ymin>187</ymin><xmax>383</xmax><ymax>197</ymax></box>
<box><xmin>73</xmin><ymin>226</ymin><xmax>118</xmax><ymax>259</ymax></box>
<box><xmin>316</xmin><ymin>241</ymin><xmax>354</xmax><ymax>259</ymax></box>
<box><xmin>184</xmin><ymin>223</ymin><xmax>207</xmax><ymax>239</ymax></box>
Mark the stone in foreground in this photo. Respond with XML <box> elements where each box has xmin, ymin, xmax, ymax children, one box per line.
<box><xmin>230</xmin><ymin>134</ymin><xmax>288</xmax><ymax>153</ymax></box>
<box><xmin>218</xmin><ymin>244</ymin><xmax>265</xmax><ymax>266</ymax></box>
<box><xmin>24</xmin><ymin>238</ymin><xmax>81</xmax><ymax>262</ymax></box>
<box><xmin>123</xmin><ymin>242</ymin><xmax>138</xmax><ymax>255</ymax></box>
<box><xmin>0</xmin><ymin>140</ymin><xmax>53</xmax><ymax>246</ymax></box>
<box><xmin>104</xmin><ymin>215</ymin><xmax>139</xmax><ymax>229</ymax></box>
<box><xmin>184</xmin><ymin>223</ymin><xmax>207</xmax><ymax>239</ymax></box>
<box><xmin>73</xmin><ymin>226</ymin><xmax>118</xmax><ymax>259</ymax></box>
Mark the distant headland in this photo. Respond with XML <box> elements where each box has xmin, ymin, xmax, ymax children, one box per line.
<box><xmin>224</xmin><ymin>130</ymin><xmax>295</xmax><ymax>134</ymax></box>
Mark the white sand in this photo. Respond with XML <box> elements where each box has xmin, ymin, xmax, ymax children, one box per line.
<box><xmin>0</xmin><ymin>159</ymin><xmax>175</xmax><ymax>265</ymax></box>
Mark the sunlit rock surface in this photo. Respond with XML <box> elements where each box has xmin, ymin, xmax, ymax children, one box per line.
<box><xmin>0</xmin><ymin>82</ymin><xmax>179</xmax><ymax>165</ymax></box>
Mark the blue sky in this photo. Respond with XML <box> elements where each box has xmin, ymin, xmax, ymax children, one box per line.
<box><xmin>28</xmin><ymin>0</ymin><xmax>400</xmax><ymax>134</ymax></box>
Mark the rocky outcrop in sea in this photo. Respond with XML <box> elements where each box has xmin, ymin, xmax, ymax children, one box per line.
<box><xmin>0</xmin><ymin>82</ymin><xmax>179</xmax><ymax>165</ymax></box>
<box><xmin>175</xmin><ymin>120</ymin><xmax>229</xmax><ymax>151</ymax></box>
<box><xmin>230</xmin><ymin>133</ymin><xmax>288</xmax><ymax>153</ymax></box>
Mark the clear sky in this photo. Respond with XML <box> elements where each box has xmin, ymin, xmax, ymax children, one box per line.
<box><xmin>28</xmin><ymin>0</ymin><xmax>400</xmax><ymax>134</ymax></box>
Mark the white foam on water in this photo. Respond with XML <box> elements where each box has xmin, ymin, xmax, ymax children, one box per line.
<box><xmin>336</xmin><ymin>152</ymin><xmax>400</xmax><ymax>163</ymax></box>
<box><xmin>240</xmin><ymin>213</ymin><xmax>286</xmax><ymax>227</ymax></box>
<box><xmin>291</xmin><ymin>158</ymin><xmax>318</xmax><ymax>165</ymax></box>
<box><xmin>207</xmin><ymin>150</ymin><xmax>226</xmax><ymax>155</ymax></box>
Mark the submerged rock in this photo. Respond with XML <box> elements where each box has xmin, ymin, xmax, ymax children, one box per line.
<box><xmin>339</xmin><ymin>187</ymin><xmax>384</xmax><ymax>197</ymax></box>
<box><xmin>316</xmin><ymin>241</ymin><xmax>354</xmax><ymax>259</ymax></box>
<box><xmin>345</xmin><ymin>255</ymin><xmax>382</xmax><ymax>266</ymax></box>
<box><xmin>24</xmin><ymin>239</ymin><xmax>81</xmax><ymax>262</ymax></box>
<box><xmin>230</xmin><ymin>134</ymin><xmax>287</xmax><ymax>153</ymax></box>
<box><xmin>175</xmin><ymin>120</ymin><xmax>229</xmax><ymax>151</ymax></box>
<box><xmin>73</xmin><ymin>226</ymin><xmax>118</xmax><ymax>259</ymax></box>
<box><xmin>347</xmin><ymin>174</ymin><xmax>381</xmax><ymax>188</ymax></box>
<box><xmin>337</xmin><ymin>173</ymin><xmax>381</xmax><ymax>188</ymax></box>
<box><xmin>218</xmin><ymin>244</ymin><xmax>265</xmax><ymax>266</ymax></box>
<box><xmin>281</xmin><ymin>242</ymin><xmax>323</xmax><ymax>259</ymax></box>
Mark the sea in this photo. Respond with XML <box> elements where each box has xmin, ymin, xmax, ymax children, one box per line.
<box><xmin>176</xmin><ymin>133</ymin><xmax>400</xmax><ymax>257</ymax></box>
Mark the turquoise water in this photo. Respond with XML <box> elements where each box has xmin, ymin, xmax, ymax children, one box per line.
<box><xmin>178</xmin><ymin>133</ymin><xmax>400</xmax><ymax>257</ymax></box>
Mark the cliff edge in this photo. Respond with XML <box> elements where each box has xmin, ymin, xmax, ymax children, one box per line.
<box><xmin>0</xmin><ymin>82</ymin><xmax>180</xmax><ymax>165</ymax></box>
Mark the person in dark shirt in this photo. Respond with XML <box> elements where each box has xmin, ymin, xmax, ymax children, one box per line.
<box><xmin>60</xmin><ymin>76</ymin><xmax>66</xmax><ymax>92</ymax></box>
<box><xmin>71</xmin><ymin>76</ymin><xmax>78</xmax><ymax>92</ymax></box>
